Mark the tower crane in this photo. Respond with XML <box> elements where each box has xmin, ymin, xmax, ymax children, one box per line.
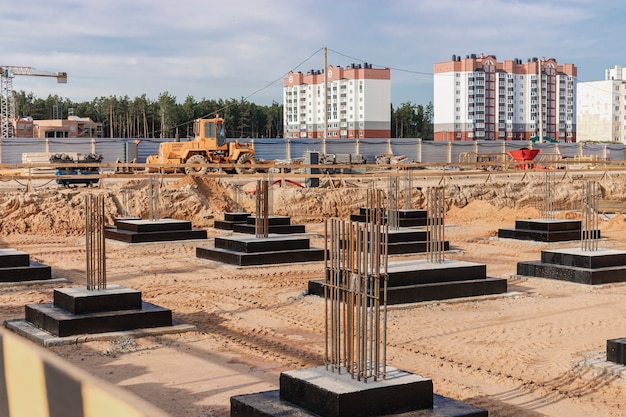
<box><xmin>0</xmin><ymin>66</ymin><xmax>68</xmax><ymax>138</ymax></box>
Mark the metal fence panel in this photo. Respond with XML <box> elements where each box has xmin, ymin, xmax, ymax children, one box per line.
<box><xmin>451</xmin><ymin>141</ymin><xmax>476</xmax><ymax>163</ymax></box>
<box><xmin>2</xmin><ymin>137</ymin><xmax>626</xmax><ymax>166</ymax></box>
<box><xmin>48</xmin><ymin>140</ymin><xmax>93</xmax><ymax>157</ymax></box>
<box><xmin>325</xmin><ymin>140</ymin><xmax>359</xmax><ymax>157</ymax></box>
<box><xmin>1</xmin><ymin>140</ymin><xmax>47</xmax><ymax>163</ymax></box>
<box><xmin>252</xmin><ymin>138</ymin><xmax>289</xmax><ymax>161</ymax></box>
<box><xmin>606</xmin><ymin>144</ymin><xmax>626</xmax><ymax>161</ymax></box>
<box><xmin>95</xmin><ymin>139</ymin><xmax>127</xmax><ymax>163</ymax></box>
<box><xmin>289</xmin><ymin>140</ymin><xmax>324</xmax><ymax>162</ymax></box>
<box><xmin>556</xmin><ymin>143</ymin><xmax>579</xmax><ymax>159</ymax></box>
<box><xmin>357</xmin><ymin>139</ymin><xmax>391</xmax><ymax>163</ymax></box>
<box><xmin>390</xmin><ymin>139</ymin><xmax>420</xmax><ymax>162</ymax></box>
<box><xmin>420</xmin><ymin>141</ymin><xmax>449</xmax><ymax>163</ymax></box>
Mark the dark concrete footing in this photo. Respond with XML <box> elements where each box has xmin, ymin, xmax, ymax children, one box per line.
<box><xmin>309</xmin><ymin>260</ymin><xmax>507</xmax><ymax>305</ymax></box>
<box><xmin>230</xmin><ymin>365</ymin><xmax>487</xmax><ymax>417</ymax></box>
<box><xmin>197</xmin><ymin>235</ymin><xmax>325</xmax><ymax>266</ymax></box>
<box><xmin>104</xmin><ymin>218</ymin><xmax>207</xmax><ymax>243</ymax></box>
<box><xmin>0</xmin><ymin>248</ymin><xmax>52</xmax><ymax>282</ymax></box>
<box><xmin>607</xmin><ymin>338</ymin><xmax>626</xmax><ymax>365</ymax></box>
<box><xmin>350</xmin><ymin>208</ymin><xmax>436</xmax><ymax>228</ymax></box>
<box><xmin>517</xmin><ymin>248</ymin><xmax>626</xmax><ymax>285</ymax></box>
<box><xmin>387</xmin><ymin>228</ymin><xmax>450</xmax><ymax>254</ymax></box>
<box><xmin>231</xmin><ymin>215</ymin><xmax>306</xmax><ymax>235</ymax></box>
<box><xmin>214</xmin><ymin>212</ymin><xmax>251</xmax><ymax>231</ymax></box>
<box><xmin>21</xmin><ymin>284</ymin><xmax>173</xmax><ymax>337</ymax></box>
<box><xmin>498</xmin><ymin>219</ymin><xmax>600</xmax><ymax>242</ymax></box>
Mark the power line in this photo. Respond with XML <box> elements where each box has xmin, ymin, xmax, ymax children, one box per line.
<box><xmin>327</xmin><ymin>47</ymin><xmax>434</xmax><ymax>76</ymax></box>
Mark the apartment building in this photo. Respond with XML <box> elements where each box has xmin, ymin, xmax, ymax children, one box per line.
<box><xmin>283</xmin><ymin>64</ymin><xmax>390</xmax><ymax>139</ymax></box>
<box><xmin>433</xmin><ymin>54</ymin><xmax>577</xmax><ymax>142</ymax></box>
<box><xmin>577</xmin><ymin>65</ymin><xmax>626</xmax><ymax>143</ymax></box>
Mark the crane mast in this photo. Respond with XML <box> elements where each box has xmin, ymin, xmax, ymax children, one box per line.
<box><xmin>0</xmin><ymin>66</ymin><xmax>68</xmax><ymax>138</ymax></box>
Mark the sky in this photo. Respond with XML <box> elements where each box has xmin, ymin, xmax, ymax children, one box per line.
<box><xmin>2</xmin><ymin>0</ymin><xmax>626</xmax><ymax>110</ymax></box>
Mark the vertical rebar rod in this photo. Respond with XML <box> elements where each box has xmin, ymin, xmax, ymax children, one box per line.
<box><xmin>267</xmin><ymin>173</ymin><xmax>274</xmax><ymax>217</ymax></box>
<box><xmin>148</xmin><ymin>175</ymin><xmax>161</xmax><ymax>221</ymax></box>
<box><xmin>387</xmin><ymin>174</ymin><xmax>399</xmax><ymax>230</ymax></box>
<box><xmin>404</xmin><ymin>169</ymin><xmax>413</xmax><ymax>210</ymax></box>
<box><xmin>255</xmin><ymin>180</ymin><xmax>270</xmax><ymax>238</ymax></box>
<box><xmin>542</xmin><ymin>171</ymin><xmax>556</xmax><ymax>220</ymax></box>
<box><xmin>121</xmin><ymin>189</ymin><xmax>131</xmax><ymax>218</ymax></box>
<box><xmin>427</xmin><ymin>187</ymin><xmax>445</xmax><ymax>264</ymax></box>
<box><xmin>581</xmin><ymin>180</ymin><xmax>599</xmax><ymax>251</ymax></box>
<box><xmin>324</xmin><ymin>187</ymin><xmax>388</xmax><ymax>383</ymax></box>
<box><xmin>85</xmin><ymin>194</ymin><xmax>106</xmax><ymax>291</ymax></box>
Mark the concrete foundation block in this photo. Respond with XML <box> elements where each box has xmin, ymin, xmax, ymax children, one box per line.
<box><xmin>279</xmin><ymin>366</ymin><xmax>433</xmax><ymax>417</ymax></box>
<box><xmin>25</xmin><ymin>301</ymin><xmax>172</xmax><ymax>337</ymax></box>
<box><xmin>53</xmin><ymin>285</ymin><xmax>142</xmax><ymax>314</ymax></box>
<box><xmin>230</xmin><ymin>366</ymin><xmax>487</xmax><ymax>417</ymax></box>
<box><xmin>607</xmin><ymin>338</ymin><xmax>626</xmax><ymax>365</ymax></box>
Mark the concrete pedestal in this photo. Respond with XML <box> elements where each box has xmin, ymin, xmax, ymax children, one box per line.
<box><xmin>214</xmin><ymin>212</ymin><xmax>251</xmax><ymax>231</ymax></box>
<box><xmin>0</xmin><ymin>248</ymin><xmax>52</xmax><ymax>282</ymax></box>
<box><xmin>231</xmin><ymin>215</ymin><xmax>306</xmax><ymax>235</ymax></box>
<box><xmin>231</xmin><ymin>365</ymin><xmax>487</xmax><ymax>417</ymax></box>
<box><xmin>105</xmin><ymin>218</ymin><xmax>207</xmax><ymax>243</ymax></box>
<box><xmin>309</xmin><ymin>260</ymin><xmax>507</xmax><ymax>305</ymax></box>
<box><xmin>517</xmin><ymin>248</ymin><xmax>626</xmax><ymax>285</ymax></box>
<box><xmin>607</xmin><ymin>338</ymin><xmax>626</xmax><ymax>365</ymax></box>
<box><xmin>498</xmin><ymin>219</ymin><xmax>600</xmax><ymax>242</ymax></box>
<box><xmin>350</xmin><ymin>208</ymin><xmax>434</xmax><ymax>228</ymax></box>
<box><xmin>387</xmin><ymin>228</ymin><xmax>450</xmax><ymax>255</ymax></box>
<box><xmin>20</xmin><ymin>285</ymin><xmax>172</xmax><ymax>338</ymax></box>
<box><xmin>197</xmin><ymin>235</ymin><xmax>325</xmax><ymax>266</ymax></box>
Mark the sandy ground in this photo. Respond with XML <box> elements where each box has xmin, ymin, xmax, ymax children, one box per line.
<box><xmin>1</xmin><ymin>171</ymin><xmax>626</xmax><ymax>416</ymax></box>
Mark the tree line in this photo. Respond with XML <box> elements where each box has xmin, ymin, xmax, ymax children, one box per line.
<box><xmin>13</xmin><ymin>90</ymin><xmax>433</xmax><ymax>140</ymax></box>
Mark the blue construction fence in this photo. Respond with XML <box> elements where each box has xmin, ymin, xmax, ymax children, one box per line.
<box><xmin>1</xmin><ymin>137</ymin><xmax>623</xmax><ymax>165</ymax></box>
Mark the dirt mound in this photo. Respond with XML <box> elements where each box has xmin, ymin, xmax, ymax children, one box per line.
<box><xmin>447</xmin><ymin>200</ymin><xmax>541</xmax><ymax>224</ymax></box>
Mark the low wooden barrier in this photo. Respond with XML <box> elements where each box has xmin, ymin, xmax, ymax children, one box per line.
<box><xmin>0</xmin><ymin>328</ymin><xmax>170</xmax><ymax>417</ymax></box>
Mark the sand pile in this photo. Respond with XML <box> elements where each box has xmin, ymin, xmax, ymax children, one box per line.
<box><xmin>1</xmin><ymin>171</ymin><xmax>625</xmax><ymax>236</ymax></box>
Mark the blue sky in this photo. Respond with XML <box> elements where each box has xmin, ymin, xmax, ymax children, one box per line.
<box><xmin>2</xmin><ymin>0</ymin><xmax>625</xmax><ymax>108</ymax></box>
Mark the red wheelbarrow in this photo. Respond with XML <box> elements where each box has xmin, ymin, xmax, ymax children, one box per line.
<box><xmin>507</xmin><ymin>148</ymin><xmax>541</xmax><ymax>170</ymax></box>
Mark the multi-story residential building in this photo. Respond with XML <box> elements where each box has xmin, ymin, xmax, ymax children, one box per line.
<box><xmin>577</xmin><ymin>65</ymin><xmax>626</xmax><ymax>143</ymax></box>
<box><xmin>283</xmin><ymin>64</ymin><xmax>390</xmax><ymax>139</ymax></box>
<box><xmin>433</xmin><ymin>54</ymin><xmax>577</xmax><ymax>142</ymax></box>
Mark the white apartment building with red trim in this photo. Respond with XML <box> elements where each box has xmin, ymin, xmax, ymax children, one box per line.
<box><xmin>433</xmin><ymin>54</ymin><xmax>577</xmax><ymax>142</ymax></box>
<box><xmin>283</xmin><ymin>64</ymin><xmax>391</xmax><ymax>139</ymax></box>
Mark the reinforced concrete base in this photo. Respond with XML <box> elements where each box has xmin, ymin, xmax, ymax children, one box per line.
<box><xmin>607</xmin><ymin>338</ymin><xmax>626</xmax><ymax>365</ymax></box>
<box><xmin>17</xmin><ymin>285</ymin><xmax>176</xmax><ymax>338</ymax></box>
<box><xmin>350</xmin><ymin>208</ymin><xmax>434</xmax><ymax>227</ymax></box>
<box><xmin>308</xmin><ymin>260</ymin><xmax>507</xmax><ymax>305</ymax></box>
<box><xmin>498</xmin><ymin>219</ymin><xmax>600</xmax><ymax>242</ymax></box>
<box><xmin>387</xmin><ymin>229</ymin><xmax>450</xmax><ymax>255</ymax></box>
<box><xmin>517</xmin><ymin>248</ymin><xmax>626</xmax><ymax>285</ymax></box>
<box><xmin>0</xmin><ymin>248</ymin><xmax>52</xmax><ymax>282</ymax></box>
<box><xmin>196</xmin><ymin>235</ymin><xmax>325</xmax><ymax>266</ymax></box>
<box><xmin>232</xmin><ymin>215</ymin><xmax>306</xmax><ymax>235</ymax></box>
<box><xmin>231</xmin><ymin>365</ymin><xmax>487</xmax><ymax>417</ymax></box>
<box><xmin>104</xmin><ymin>218</ymin><xmax>207</xmax><ymax>243</ymax></box>
<box><xmin>214</xmin><ymin>212</ymin><xmax>251</xmax><ymax>231</ymax></box>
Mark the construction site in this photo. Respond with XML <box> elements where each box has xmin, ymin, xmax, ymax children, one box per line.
<box><xmin>2</xmin><ymin>62</ymin><xmax>626</xmax><ymax>417</ymax></box>
<box><xmin>0</xmin><ymin>163</ymin><xmax>624</xmax><ymax>416</ymax></box>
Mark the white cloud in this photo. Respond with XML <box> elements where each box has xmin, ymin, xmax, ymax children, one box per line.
<box><xmin>2</xmin><ymin>0</ymin><xmax>626</xmax><ymax>106</ymax></box>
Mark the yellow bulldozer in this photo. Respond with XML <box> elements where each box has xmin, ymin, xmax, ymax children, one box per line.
<box><xmin>145</xmin><ymin>116</ymin><xmax>257</xmax><ymax>174</ymax></box>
